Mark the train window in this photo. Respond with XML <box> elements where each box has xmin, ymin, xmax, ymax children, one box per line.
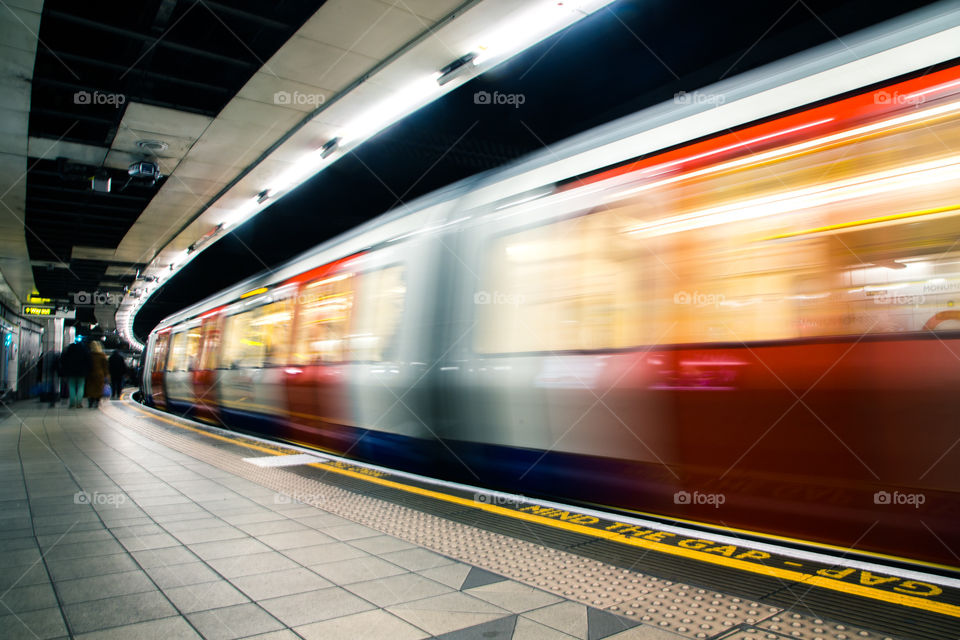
<box><xmin>350</xmin><ymin>266</ymin><xmax>405</xmax><ymax>361</ymax></box>
<box><xmin>197</xmin><ymin>320</ymin><xmax>220</xmax><ymax>370</ymax></box>
<box><xmin>475</xmin><ymin>211</ymin><xmax>647</xmax><ymax>353</ymax></box>
<box><xmin>221</xmin><ymin>300</ymin><xmax>292</xmax><ymax>369</ymax></box>
<box><xmin>166</xmin><ymin>329</ymin><xmax>199</xmax><ymax>371</ymax></box>
<box><xmin>292</xmin><ymin>272</ymin><xmax>354</xmax><ymax>364</ymax></box>
<box><xmin>151</xmin><ymin>334</ymin><xmax>170</xmax><ymax>372</ymax></box>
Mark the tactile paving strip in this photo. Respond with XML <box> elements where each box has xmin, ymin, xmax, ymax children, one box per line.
<box><xmin>754</xmin><ymin>612</ymin><xmax>898</xmax><ymax>639</ymax></box>
<box><xmin>102</xmin><ymin>403</ymin><xmax>907</xmax><ymax>640</ymax></box>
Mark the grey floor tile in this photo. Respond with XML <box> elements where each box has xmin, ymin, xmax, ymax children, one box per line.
<box><xmin>0</xmin><ymin>546</ymin><xmax>42</xmax><ymax>568</ymax></box>
<box><xmin>174</xmin><ymin>525</ymin><xmax>247</xmax><ymax>545</ymax></box>
<box><xmin>380</xmin><ymin>548</ymin><xmax>456</xmax><ymax>571</ymax></box>
<box><xmin>141</xmin><ymin>503</ymin><xmax>207</xmax><ymax>518</ymax></box>
<box><xmin>258</xmin><ymin>529</ymin><xmax>336</xmax><ymax>550</ymax></box>
<box><xmin>322</xmin><ymin>523</ymin><xmax>381</xmax><ymax>541</ymax></box>
<box><xmin>43</xmin><ymin>539</ymin><xmax>126</xmax><ymax>562</ymax></box>
<box><xmin>73</xmin><ymin>616</ymin><xmax>202</xmax><ymax>640</ymax></box>
<box><xmin>187</xmin><ymin>603</ymin><xmax>284</xmax><ymax>640</ymax></box>
<box><xmin>260</xmin><ymin>587</ymin><xmax>375</xmax><ymax>627</ymax></box>
<box><xmin>348</xmin><ymin>534</ymin><xmax>418</xmax><ymax>556</ymax></box>
<box><xmin>118</xmin><ymin>533</ymin><xmax>183</xmax><ymax>552</ymax></box>
<box><xmin>311</xmin><ymin>555</ymin><xmax>408</xmax><ymax>585</ymax></box>
<box><xmin>109</xmin><ymin>523</ymin><xmax>166</xmax><ymax>538</ymax></box>
<box><xmin>145</xmin><ymin>561</ymin><xmax>221</xmax><ymax>588</ymax></box>
<box><xmin>206</xmin><ymin>551</ymin><xmax>299</xmax><ymax>579</ymax></box>
<box><xmin>294</xmin><ymin>514</ymin><xmax>354</xmax><ymax>529</ymax></box>
<box><xmin>2</xmin><ymin>536</ymin><xmax>40</xmax><ymax>551</ymax></box>
<box><xmin>0</xmin><ymin>526</ymin><xmax>35</xmax><ymax>541</ymax></box>
<box><xmin>270</xmin><ymin>506</ymin><xmax>322</xmax><ymax>519</ymax></box>
<box><xmin>152</xmin><ymin>511</ymin><xmax>215</xmax><ymax>525</ymax></box>
<box><xmin>418</xmin><ymin>562</ymin><xmax>473</xmax><ymax>589</ymax></box>
<box><xmin>283</xmin><ymin>542</ymin><xmax>367</xmax><ymax>566</ymax></box>
<box><xmin>98</xmin><ymin>516</ymin><xmax>153</xmax><ymax>529</ymax></box>
<box><xmin>0</xmin><ymin>606</ymin><xmax>68</xmax><ymax>639</ymax></box>
<box><xmin>465</xmin><ymin>580</ymin><xmax>564</xmax><ymax>613</ymax></box>
<box><xmin>0</xmin><ymin>560</ymin><xmax>49</xmax><ymax>590</ymax></box>
<box><xmin>512</xmin><ymin>617</ymin><xmax>580</xmax><ymax>639</ymax></box>
<box><xmin>162</xmin><ymin>517</ymin><xmax>225</xmax><ymax>532</ymax></box>
<box><xmin>46</xmin><ymin>553</ymin><xmax>139</xmax><ymax>581</ymax></box>
<box><xmin>236</xmin><ymin>519</ymin><xmax>308</xmax><ymax>537</ymax></box>
<box><xmin>230</xmin><ymin>567</ymin><xmax>332</xmax><ymax>600</ymax></box>
<box><xmin>134</xmin><ymin>495</ymin><xmax>193</xmax><ymax>507</ymax></box>
<box><xmin>163</xmin><ymin>580</ymin><xmax>250</xmax><ymax>613</ymax></box>
<box><xmin>219</xmin><ymin>511</ymin><xmax>285</xmax><ymax>526</ymax></box>
<box><xmin>189</xmin><ymin>537</ymin><xmax>271</xmax><ymax>560</ymax></box>
<box><xmin>131</xmin><ymin>546</ymin><xmax>200</xmax><ymax>568</ymax></box>
<box><xmin>434</xmin><ymin>614</ymin><xmax>518</xmax><ymax>640</ymax></box>
<box><xmin>523</xmin><ymin>602</ymin><xmax>589</xmax><ymax>638</ymax></box>
<box><xmin>55</xmin><ymin>570</ymin><xmax>156</xmax><ymax>604</ymax></box>
<box><xmin>0</xmin><ymin>582</ymin><xmax>59</xmax><ymax>613</ymax></box>
<box><xmin>345</xmin><ymin>572</ymin><xmax>453</xmax><ymax>607</ymax></box>
<box><xmin>62</xmin><ymin>590</ymin><xmax>178</xmax><ymax>634</ymax></box>
<box><xmin>387</xmin><ymin>592</ymin><xmax>511</xmax><ymax>637</ymax></box>
<box><xmin>36</xmin><ymin>529</ymin><xmax>114</xmax><ymax>548</ymax></box>
<box><xmin>295</xmin><ymin>609</ymin><xmax>429</xmax><ymax>640</ymax></box>
<box><xmin>33</xmin><ymin>521</ymin><xmax>105</xmax><ymax>536</ymax></box>
<box><xmin>240</xmin><ymin>631</ymin><xmax>301</xmax><ymax>640</ymax></box>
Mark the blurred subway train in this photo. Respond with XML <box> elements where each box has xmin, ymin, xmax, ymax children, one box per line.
<box><xmin>141</xmin><ymin>22</ymin><xmax>960</xmax><ymax>569</ymax></box>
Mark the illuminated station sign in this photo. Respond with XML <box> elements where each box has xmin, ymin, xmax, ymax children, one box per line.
<box><xmin>22</xmin><ymin>305</ymin><xmax>55</xmax><ymax>316</ymax></box>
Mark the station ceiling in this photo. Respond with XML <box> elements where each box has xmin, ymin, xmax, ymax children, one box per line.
<box><xmin>26</xmin><ymin>0</ymin><xmax>324</xmax><ymax>302</ymax></box>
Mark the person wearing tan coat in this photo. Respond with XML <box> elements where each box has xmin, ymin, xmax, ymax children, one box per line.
<box><xmin>85</xmin><ymin>341</ymin><xmax>109</xmax><ymax>408</ymax></box>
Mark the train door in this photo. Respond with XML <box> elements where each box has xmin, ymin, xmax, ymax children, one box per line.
<box><xmin>346</xmin><ymin>237</ymin><xmax>445</xmax><ymax>470</ymax></box>
<box><xmin>148</xmin><ymin>330</ymin><xmax>171</xmax><ymax>409</ymax></box>
<box><xmin>441</xmin><ymin>194</ymin><xmax>679</xmax><ymax>500</ymax></box>
<box><xmin>283</xmin><ymin>257</ymin><xmax>359</xmax><ymax>453</ymax></box>
<box><xmin>192</xmin><ymin>311</ymin><xmax>223</xmax><ymax>424</ymax></box>
<box><xmin>217</xmin><ymin>290</ymin><xmax>293</xmax><ymax>435</ymax></box>
<box><xmin>165</xmin><ymin>322</ymin><xmax>201</xmax><ymax>414</ymax></box>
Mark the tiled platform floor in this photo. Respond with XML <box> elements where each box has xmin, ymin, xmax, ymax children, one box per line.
<box><xmin>0</xmin><ymin>399</ymin><xmax>677</xmax><ymax>640</ymax></box>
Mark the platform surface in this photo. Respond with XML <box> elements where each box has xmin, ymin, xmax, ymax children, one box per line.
<box><xmin>0</xmin><ymin>397</ymin><xmax>929</xmax><ymax>640</ymax></box>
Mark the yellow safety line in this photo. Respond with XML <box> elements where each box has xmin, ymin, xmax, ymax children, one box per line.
<box><xmin>609</xmin><ymin>503</ymin><xmax>960</xmax><ymax>574</ymax></box>
<box><xmin>117</xmin><ymin>399</ymin><xmax>960</xmax><ymax>619</ymax></box>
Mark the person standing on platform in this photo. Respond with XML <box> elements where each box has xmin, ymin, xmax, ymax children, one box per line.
<box><xmin>108</xmin><ymin>350</ymin><xmax>126</xmax><ymax>400</ymax></box>
<box><xmin>60</xmin><ymin>341</ymin><xmax>91</xmax><ymax>408</ymax></box>
<box><xmin>85</xmin><ymin>341</ymin><xmax>109</xmax><ymax>408</ymax></box>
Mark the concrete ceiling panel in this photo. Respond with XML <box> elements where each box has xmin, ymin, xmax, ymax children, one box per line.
<box><xmin>111</xmin><ymin>127</ymin><xmax>195</xmax><ymax>161</ymax></box>
<box><xmin>0</xmin><ymin>151</ymin><xmax>27</xmax><ymax>197</ymax></box>
<box><xmin>266</xmin><ymin>36</ymin><xmax>378</xmax><ymax>94</ymax></box>
<box><xmin>0</xmin><ymin>45</ymin><xmax>38</xmax><ymax>88</ymax></box>
<box><xmin>395</xmin><ymin>0</ymin><xmax>466</xmax><ymax>22</ymax></box>
<box><xmin>236</xmin><ymin>71</ymin><xmax>335</xmax><ymax>113</ymax></box>
<box><xmin>217</xmin><ymin>97</ymin><xmax>305</xmax><ymax>131</ymax></box>
<box><xmin>298</xmin><ymin>0</ymin><xmax>431</xmax><ymax>60</ymax></box>
<box><xmin>120</xmin><ymin>102</ymin><xmax>213</xmax><ymax>140</ymax></box>
<box><xmin>0</xmin><ymin>108</ymin><xmax>28</xmax><ymax>155</ymax></box>
<box><xmin>0</xmin><ymin>6</ymin><xmax>41</xmax><ymax>54</ymax></box>
<box><xmin>167</xmin><ymin>157</ymin><xmax>233</xmax><ymax>183</ymax></box>
<box><xmin>71</xmin><ymin>245</ymin><xmax>118</xmax><ymax>261</ymax></box>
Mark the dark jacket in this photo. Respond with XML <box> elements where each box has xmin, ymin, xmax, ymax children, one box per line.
<box><xmin>60</xmin><ymin>343</ymin><xmax>91</xmax><ymax>378</ymax></box>
<box><xmin>85</xmin><ymin>351</ymin><xmax>109</xmax><ymax>399</ymax></box>
<box><xmin>109</xmin><ymin>352</ymin><xmax>126</xmax><ymax>377</ymax></box>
